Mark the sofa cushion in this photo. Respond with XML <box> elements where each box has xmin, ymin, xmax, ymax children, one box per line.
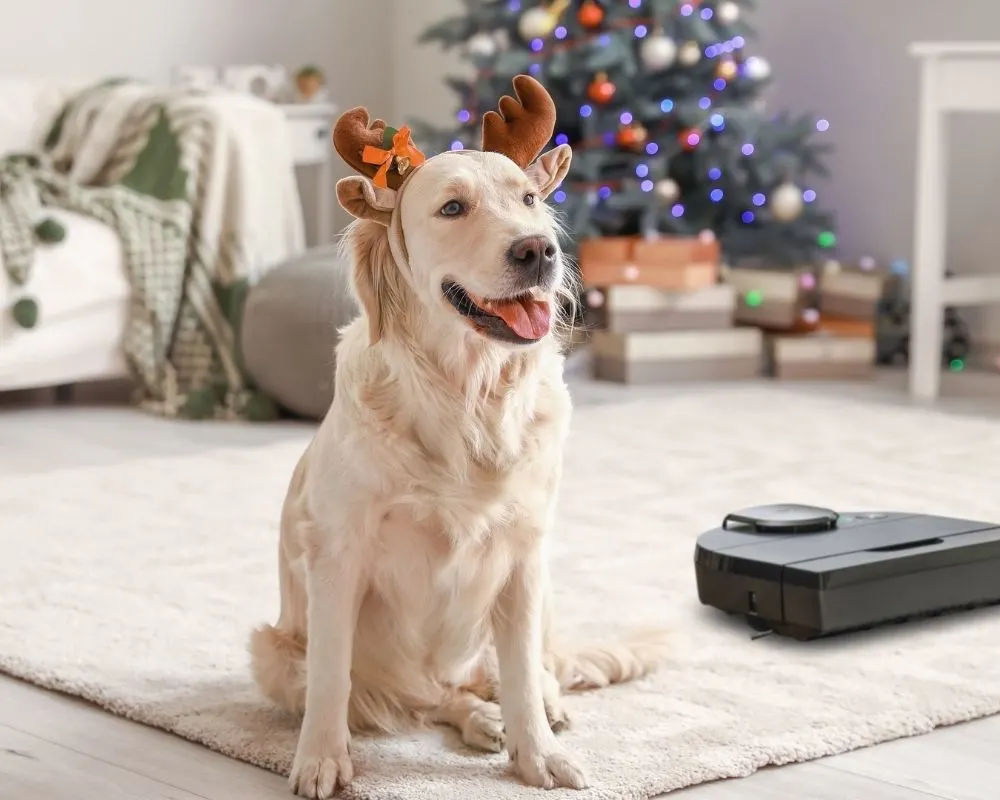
<box><xmin>0</xmin><ymin>79</ymin><xmax>80</xmax><ymax>155</ymax></box>
<box><xmin>240</xmin><ymin>246</ymin><xmax>358</xmax><ymax>419</ymax></box>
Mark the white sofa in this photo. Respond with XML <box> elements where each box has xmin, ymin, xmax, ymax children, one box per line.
<box><xmin>0</xmin><ymin>79</ymin><xmax>130</xmax><ymax>392</ymax></box>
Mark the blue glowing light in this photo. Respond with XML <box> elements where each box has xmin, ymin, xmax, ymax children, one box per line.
<box><xmin>708</xmin><ymin>167</ymin><xmax>722</xmax><ymax>180</ymax></box>
<box><xmin>529</xmin><ymin>63</ymin><xmax>542</xmax><ymax>75</ymax></box>
<box><xmin>636</xmin><ymin>164</ymin><xmax>649</xmax><ymax>178</ymax></box>
<box><xmin>554</xmin><ymin>133</ymin><xmax>569</xmax><ymax>146</ymax></box>
<box><xmin>710</xmin><ymin>113</ymin><xmax>725</xmax><ymax>130</ymax></box>
<box><xmin>629</xmin><ymin>0</ymin><xmax>641</xmax><ymax>7</ymax></box>
<box><xmin>714</xmin><ymin>78</ymin><xmax>727</xmax><ymax>91</ymax></box>
<box><xmin>640</xmin><ymin>179</ymin><xmax>655</xmax><ymax>192</ymax></box>
<box><xmin>507</xmin><ymin>0</ymin><xmax>520</xmax><ymax>10</ymax></box>
<box><xmin>553</xmin><ymin>190</ymin><xmax>567</xmax><ymax>203</ymax></box>
<box><xmin>635</xmin><ymin>25</ymin><xmax>648</xmax><ymax>38</ymax></box>
<box><xmin>705</xmin><ymin>45</ymin><xmax>719</xmax><ymax>58</ymax></box>
<box><xmin>620</xmin><ymin>111</ymin><xmax>633</xmax><ymax>125</ymax></box>
<box><xmin>680</xmin><ymin>4</ymin><xmax>694</xmax><ymax>16</ymax></box>
<box><xmin>602</xmin><ymin>132</ymin><xmax>616</xmax><ymax>146</ymax></box>
<box><xmin>701</xmin><ymin>7</ymin><xmax>714</xmax><ymax>19</ymax></box>
<box><xmin>457</xmin><ymin>109</ymin><xmax>471</xmax><ymax>123</ymax></box>
<box><xmin>710</xmin><ymin>189</ymin><xmax>724</xmax><ymax>202</ymax></box>
<box><xmin>742</xmin><ymin>143</ymin><xmax>755</xmax><ymax>156</ymax></box>
<box><xmin>742</xmin><ymin>211</ymin><xmax>755</xmax><ymax>224</ymax></box>
<box><xmin>803</xmin><ymin>189</ymin><xmax>817</xmax><ymax>203</ymax></box>
<box><xmin>672</xmin><ymin>203</ymin><xmax>685</xmax><ymax>217</ymax></box>
<box><xmin>816</xmin><ymin>119</ymin><xmax>831</xmax><ymax>132</ymax></box>
<box><xmin>450</xmin><ymin>140</ymin><xmax>464</xmax><ymax>151</ymax></box>
<box><xmin>660</xmin><ymin>98</ymin><xmax>674</xmax><ymax>113</ymax></box>
<box><xmin>599</xmin><ymin>34</ymin><xmax>611</xmax><ymax>46</ymax></box>
<box><xmin>580</xmin><ymin>104</ymin><xmax>593</xmax><ymax>118</ymax></box>
<box><xmin>554</xmin><ymin>26</ymin><xmax>567</xmax><ymax>40</ymax></box>
<box><xmin>752</xmin><ymin>193</ymin><xmax>766</xmax><ymax>206</ymax></box>
<box><xmin>733</xmin><ymin>36</ymin><xmax>746</xmax><ymax>48</ymax></box>
<box><xmin>530</xmin><ymin>38</ymin><xmax>544</xmax><ymax>52</ymax></box>
<box><xmin>645</xmin><ymin>142</ymin><xmax>659</xmax><ymax>155</ymax></box>
<box><xmin>722</xmin><ymin>41</ymin><xmax>735</xmax><ymax>54</ymax></box>
<box><xmin>699</xmin><ymin>97</ymin><xmax>712</xmax><ymax>109</ymax></box>
<box><xmin>598</xmin><ymin>186</ymin><xmax>613</xmax><ymax>200</ymax></box>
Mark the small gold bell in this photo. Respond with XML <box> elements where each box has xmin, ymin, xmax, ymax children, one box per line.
<box><xmin>395</xmin><ymin>155</ymin><xmax>411</xmax><ymax>175</ymax></box>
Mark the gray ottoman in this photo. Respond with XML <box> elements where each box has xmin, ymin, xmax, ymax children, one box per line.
<box><xmin>241</xmin><ymin>246</ymin><xmax>359</xmax><ymax>419</ymax></box>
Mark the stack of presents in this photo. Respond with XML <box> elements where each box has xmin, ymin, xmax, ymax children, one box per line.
<box><xmin>581</xmin><ymin>235</ymin><xmax>888</xmax><ymax>384</ymax></box>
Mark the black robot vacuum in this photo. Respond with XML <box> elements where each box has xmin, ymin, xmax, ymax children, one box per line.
<box><xmin>695</xmin><ymin>504</ymin><xmax>1000</xmax><ymax>640</ymax></box>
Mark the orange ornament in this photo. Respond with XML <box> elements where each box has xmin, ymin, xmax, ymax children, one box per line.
<box><xmin>578</xmin><ymin>1</ymin><xmax>604</xmax><ymax>28</ymax></box>
<box><xmin>616</xmin><ymin>122</ymin><xmax>648</xmax><ymax>151</ymax></box>
<box><xmin>587</xmin><ymin>72</ymin><xmax>616</xmax><ymax>104</ymax></box>
<box><xmin>678</xmin><ymin>128</ymin><xmax>702</xmax><ymax>151</ymax></box>
<box><xmin>716</xmin><ymin>59</ymin><xmax>739</xmax><ymax>80</ymax></box>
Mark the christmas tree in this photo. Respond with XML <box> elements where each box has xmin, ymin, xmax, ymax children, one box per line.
<box><xmin>416</xmin><ymin>0</ymin><xmax>837</xmax><ymax>269</ymax></box>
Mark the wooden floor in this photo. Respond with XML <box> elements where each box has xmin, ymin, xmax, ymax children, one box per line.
<box><xmin>2</xmin><ymin>368</ymin><xmax>1000</xmax><ymax>800</ymax></box>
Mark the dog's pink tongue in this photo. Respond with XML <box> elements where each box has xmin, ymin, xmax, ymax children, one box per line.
<box><xmin>486</xmin><ymin>296</ymin><xmax>552</xmax><ymax>340</ymax></box>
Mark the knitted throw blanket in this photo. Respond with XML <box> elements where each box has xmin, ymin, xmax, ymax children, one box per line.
<box><xmin>0</xmin><ymin>79</ymin><xmax>305</xmax><ymax>420</ymax></box>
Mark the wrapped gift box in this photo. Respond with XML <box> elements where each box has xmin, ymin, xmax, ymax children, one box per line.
<box><xmin>585</xmin><ymin>284</ymin><xmax>736</xmax><ymax>333</ymax></box>
<box><xmin>592</xmin><ymin>327</ymin><xmax>763</xmax><ymax>384</ymax></box>
<box><xmin>820</xmin><ymin>264</ymin><xmax>890</xmax><ymax>319</ymax></box>
<box><xmin>765</xmin><ymin>313</ymin><xmax>876</xmax><ymax>380</ymax></box>
<box><xmin>724</xmin><ymin>264</ymin><xmax>820</xmax><ymax>331</ymax></box>
<box><xmin>578</xmin><ymin>235</ymin><xmax>720</xmax><ymax>290</ymax></box>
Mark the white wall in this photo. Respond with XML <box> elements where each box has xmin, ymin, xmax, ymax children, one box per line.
<box><xmin>392</xmin><ymin>0</ymin><xmax>1000</xmax><ymax>345</ymax></box>
<box><xmin>0</xmin><ymin>0</ymin><xmax>392</xmax><ymax>238</ymax></box>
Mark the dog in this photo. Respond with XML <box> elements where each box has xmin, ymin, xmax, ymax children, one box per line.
<box><xmin>249</xmin><ymin>75</ymin><xmax>666</xmax><ymax>799</ymax></box>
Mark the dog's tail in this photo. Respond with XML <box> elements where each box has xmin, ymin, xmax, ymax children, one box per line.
<box><xmin>249</xmin><ymin>623</ymin><xmax>308</xmax><ymax>714</ymax></box>
<box><xmin>546</xmin><ymin>629</ymin><xmax>670</xmax><ymax>692</ymax></box>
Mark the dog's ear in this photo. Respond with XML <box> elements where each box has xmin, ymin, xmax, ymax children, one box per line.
<box><xmin>345</xmin><ymin>215</ymin><xmax>404</xmax><ymax>345</ymax></box>
<box><xmin>337</xmin><ymin>176</ymin><xmax>396</xmax><ymax>227</ymax></box>
<box><xmin>525</xmin><ymin>143</ymin><xmax>572</xmax><ymax>200</ymax></box>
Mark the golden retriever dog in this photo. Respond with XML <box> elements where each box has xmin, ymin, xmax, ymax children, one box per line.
<box><xmin>249</xmin><ymin>75</ymin><xmax>666</xmax><ymax>798</ymax></box>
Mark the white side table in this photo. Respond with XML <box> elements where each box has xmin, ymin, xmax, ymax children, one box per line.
<box><xmin>909</xmin><ymin>43</ymin><xmax>1000</xmax><ymax>401</ymax></box>
<box><xmin>280</xmin><ymin>103</ymin><xmax>337</xmax><ymax>245</ymax></box>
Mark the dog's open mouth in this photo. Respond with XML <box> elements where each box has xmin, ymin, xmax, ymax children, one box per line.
<box><xmin>442</xmin><ymin>281</ymin><xmax>552</xmax><ymax>344</ymax></box>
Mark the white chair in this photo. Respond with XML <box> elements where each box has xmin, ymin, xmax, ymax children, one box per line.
<box><xmin>909</xmin><ymin>42</ymin><xmax>1000</xmax><ymax>401</ymax></box>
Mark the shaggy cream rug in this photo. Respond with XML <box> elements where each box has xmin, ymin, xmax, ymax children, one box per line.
<box><xmin>2</xmin><ymin>386</ymin><xmax>1000</xmax><ymax>799</ymax></box>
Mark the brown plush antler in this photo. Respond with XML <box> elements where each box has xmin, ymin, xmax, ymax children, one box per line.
<box><xmin>481</xmin><ymin>74</ymin><xmax>557</xmax><ymax>169</ymax></box>
<box><xmin>333</xmin><ymin>107</ymin><xmax>425</xmax><ymax>190</ymax></box>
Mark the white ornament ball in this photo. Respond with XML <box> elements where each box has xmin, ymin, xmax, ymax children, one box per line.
<box><xmin>717</xmin><ymin>1</ymin><xmax>740</xmax><ymax>24</ymax></box>
<box><xmin>770</xmin><ymin>182</ymin><xmax>804</xmax><ymax>222</ymax></box>
<box><xmin>678</xmin><ymin>41</ymin><xmax>702</xmax><ymax>67</ymax></box>
<box><xmin>640</xmin><ymin>33</ymin><xmax>677</xmax><ymax>71</ymax></box>
<box><xmin>823</xmin><ymin>259</ymin><xmax>842</xmax><ymax>276</ymax></box>
<box><xmin>466</xmin><ymin>32</ymin><xmax>497</xmax><ymax>58</ymax></box>
<box><xmin>655</xmin><ymin>178</ymin><xmax>680</xmax><ymax>202</ymax></box>
<box><xmin>744</xmin><ymin>55</ymin><xmax>771</xmax><ymax>81</ymax></box>
<box><xmin>518</xmin><ymin>7</ymin><xmax>555</xmax><ymax>41</ymax></box>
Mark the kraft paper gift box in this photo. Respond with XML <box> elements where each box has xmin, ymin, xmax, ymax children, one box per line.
<box><xmin>578</xmin><ymin>235</ymin><xmax>720</xmax><ymax>291</ymax></box>
<box><xmin>585</xmin><ymin>283</ymin><xmax>736</xmax><ymax>333</ymax></box>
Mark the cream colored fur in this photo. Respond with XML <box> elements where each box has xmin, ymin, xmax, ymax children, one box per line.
<box><xmin>249</xmin><ymin>144</ymin><xmax>667</xmax><ymax>798</ymax></box>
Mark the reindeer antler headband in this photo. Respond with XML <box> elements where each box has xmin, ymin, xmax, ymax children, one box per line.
<box><xmin>332</xmin><ymin>75</ymin><xmax>557</xmax><ymax>189</ymax></box>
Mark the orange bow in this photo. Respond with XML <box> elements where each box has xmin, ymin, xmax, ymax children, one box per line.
<box><xmin>362</xmin><ymin>125</ymin><xmax>426</xmax><ymax>188</ymax></box>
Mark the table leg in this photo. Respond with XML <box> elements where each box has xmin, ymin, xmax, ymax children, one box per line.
<box><xmin>910</xmin><ymin>57</ymin><xmax>947</xmax><ymax>402</ymax></box>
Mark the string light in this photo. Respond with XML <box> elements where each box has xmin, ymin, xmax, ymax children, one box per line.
<box><xmin>733</xmin><ymin>36</ymin><xmax>746</xmax><ymax>48</ymax></box>
<box><xmin>752</xmin><ymin>193</ymin><xmax>766</xmax><ymax>206</ymax></box>
<box><xmin>680</xmin><ymin>4</ymin><xmax>694</xmax><ymax>15</ymax></box>
<box><xmin>818</xmin><ymin>231</ymin><xmax>837</xmax><ymax>248</ymax></box>
<box><xmin>816</xmin><ymin>119</ymin><xmax>831</xmax><ymax>132</ymax></box>
<box><xmin>745</xmin><ymin>290</ymin><xmax>764</xmax><ymax>307</ymax></box>
<box><xmin>602</xmin><ymin>132</ymin><xmax>616</xmax><ymax>145</ymax></box>
<box><xmin>699</xmin><ymin>97</ymin><xmax>712</xmax><ymax>109</ymax></box>
<box><xmin>599</xmin><ymin>34</ymin><xmax>611</xmax><ymax>46</ymax></box>
<box><xmin>705</xmin><ymin>45</ymin><xmax>719</xmax><ymax>58</ymax></box>
<box><xmin>641</xmin><ymin>179</ymin><xmax>654</xmax><ymax>192</ymax></box>
<box><xmin>620</xmin><ymin>111</ymin><xmax>633</xmax><ymax>124</ymax></box>
<box><xmin>636</xmin><ymin>164</ymin><xmax>649</xmax><ymax>177</ymax></box>
<box><xmin>802</xmin><ymin>308</ymin><xmax>820</xmax><ymax>324</ymax></box>
<box><xmin>672</xmin><ymin>203</ymin><xmax>685</xmax><ymax>217</ymax></box>
<box><xmin>701</xmin><ymin>7</ymin><xmax>714</xmax><ymax>19</ymax></box>
<box><xmin>580</xmin><ymin>104</ymin><xmax>593</xmax><ymax>117</ymax></box>
<box><xmin>710</xmin><ymin>113</ymin><xmax>725</xmax><ymax>130</ymax></box>
<box><xmin>645</xmin><ymin>142</ymin><xmax>659</xmax><ymax>155</ymax></box>
<box><xmin>713</xmin><ymin>78</ymin><xmax>727</xmax><ymax>91</ymax></box>
<box><xmin>660</xmin><ymin>99</ymin><xmax>674</xmax><ymax>112</ymax></box>
<box><xmin>529</xmin><ymin>63</ymin><xmax>542</xmax><ymax>75</ymax></box>
<box><xmin>450</xmin><ymin>140</ymin><xmax>464</xmax><ymax>150</ymax></box>
<box><xmin>950</xmin><ymin>358</ymin><xmax>965</xmax><ymax>372</ymax></box>
<box><xmin>530</xmin><ymin>38</ymin><xmax>544</xmax><ymax>52</ymax></box>
<box><xmin>710</xmin><ymin>188</ymin><xmax>724</xmax><ymax>202</ymax></box>
<box><xmin>553</xmin><ymin>189</ymin><xmax>567</xmax><ymax>203</ymax></box>
<box><xmin>803</xmin><ymin>189</ymin><xmax>817</xmax><ymax>202</ymax></box>
<box><xmin>507</xmin><ymin>0</ymin><xmax>520</xmax><ymax>10</ymax></box>
<box><xmin>708</xmin><ymin>167</ymin><xmax>722</xmax><ymax>180</ymax></box>
<box><xmin>742</xmin><ymin>143</ymin><xmax>755</xmax><ymax>156</ymax></box>
<box><xmin>629</xmin><ymin>0</ymin><xmax>642</xmax><ymax>7</ymax></box>
<box><xmin>800</xmin><ymin>273</ymin><xmax>817</xmax><ymax>290</ymax></box>
<box><xmin>457</xmin><ymin>109</ymin><xmax>471</xmax><ymax>123</ymax></box>
<box><xmin>554</xmin><ymin>26</ymin><xmax>567</xmax><ymax>40</ymax></box>
<box><xmin>686</xmin><ymin>131</ymin><xmax>702</xmax><ymax>147</ymax></box>
<box><xmin>742</xmin><ymin>211</ymin><xmax>755</xmax><ymax>223</ymax></box>
<box><xmin>598</xmin><ymin>185</ymin><xmax>612</xmax><ymax>200</ymax></box>
<box><xmin>635</xmin><ymin>25</ymin><xmax>648</xmax><ymax>38</ymax></box>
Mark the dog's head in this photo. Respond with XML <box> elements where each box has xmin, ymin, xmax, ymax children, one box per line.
<box><xmin>333</xmin><ymin>76</ymin><xmax>572</xmax><ymax>349</ymax></box>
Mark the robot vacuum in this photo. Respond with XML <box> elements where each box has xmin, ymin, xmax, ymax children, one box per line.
<box><xmin>694</xmin><ymin>504</ymin><xmax>1000</xmax><ymax>640</ymax></box>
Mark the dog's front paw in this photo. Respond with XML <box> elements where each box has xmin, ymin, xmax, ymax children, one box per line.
<box><xmin>289</xmin><ymin>744</ymin><xmax>354</xmax><ymax>799</ymax></box>
<box><xmin>511</xmin><ymin>740</ymin><xmax>589</xmax><ymax>790</ymax></box>
<box><xmin>542</xmin><ymin>670</ymin><xmax>570</xmax><ymax>733</ymax></box>
<box><xmin>462</xmin><ymin>702</ymin><xmax>506</xmax><ymax>753</ymax></box>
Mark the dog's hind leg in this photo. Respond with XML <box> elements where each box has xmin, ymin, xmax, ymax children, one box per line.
<box><xmin>431</xmin><ymin>688</ymin><xmax>506</xmax><ymax>753</ymax></box>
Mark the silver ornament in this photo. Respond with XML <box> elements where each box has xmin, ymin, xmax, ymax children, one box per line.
<box><xmin>640</xmin><ymin>33</ymin><xmax>677</xmax><ymax>71</ymax></box>
<box><xmin>770</xmin><ymin>182</ymin><xmax>804</xmax><ymax>222</ymax></box>
<box><xmin>466</xmin><ymin>32</ymin><xmax>497</xmax><ymax>58</ymax></box>
<box><xmin>678</xmin><ymin>41</ymin><xmax>702</xmax><ymax>67</ymax></box>
<box><xmin>655</xmin><ymin>178</ymin><xmax>680</xmax><ymax>202</ymax></box>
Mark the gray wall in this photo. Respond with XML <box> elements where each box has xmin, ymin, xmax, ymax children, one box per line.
<box><xmin>395</xmin><ymin>0</ymin><xmax>1000</xmax><ymax>345</ymax></box>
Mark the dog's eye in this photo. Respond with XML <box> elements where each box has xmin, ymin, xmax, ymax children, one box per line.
<box><xmin>440</xmin><ymin>200</ymin><xmax>464</xmax><ymax>217</ymax></box>
<box><xmin>523</xmin><ymin>193</ymin><xmax>536</xmax><ymax>207</ymax></box>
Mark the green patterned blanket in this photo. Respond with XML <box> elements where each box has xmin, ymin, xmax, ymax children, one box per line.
<box><xmin>0</xmin><ymin>79</ymin><xmax>295</xmax><ymax>420</ymax></box>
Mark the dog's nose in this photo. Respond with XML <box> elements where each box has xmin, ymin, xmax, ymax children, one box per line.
<box><xmin>507</xmin><ymin>235</ymin><xmax>557</xmax><ymax>285</ymax></box>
